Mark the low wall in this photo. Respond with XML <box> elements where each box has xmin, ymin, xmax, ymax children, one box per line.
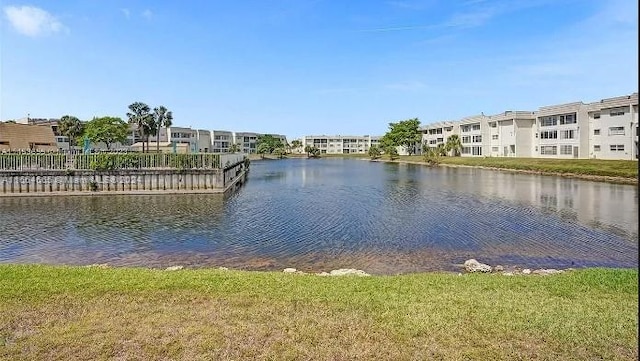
<box><xmin>0</xmin><ymin>161</ymin><xmax>247</xmax><ymax>196</ymax></box>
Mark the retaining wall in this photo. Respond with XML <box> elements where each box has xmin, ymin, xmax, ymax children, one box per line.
<box><xmin>0</xmin><ymin>162</ymin><xmax>246</xmax><ymax>196</ymax></box>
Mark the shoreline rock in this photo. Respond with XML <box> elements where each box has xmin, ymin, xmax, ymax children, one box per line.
<box><xmin>462</xmin><ymin>259</ymin><xmax>566</xmax><ymax>276</ymax></box>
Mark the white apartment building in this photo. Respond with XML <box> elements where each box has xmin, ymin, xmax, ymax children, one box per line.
<box><xmin>211</xmin><ymin>130</ymin><xmax>234</xmax><ymax>153</ymax></box>
<box><xmin>233</xmin><ymin>132</ymin><xmax>287</xmax><ymax>154</ymax></box>
<box><xmin>423</xmin><ymin>121</ymin><xmax>458</xmax><ymax>151</ymax></box>
<box><xmin>302</xmin><ymin>135</ymin><xmax>381</xmax><ymax>154</ymax></box>
<box><xmin>487</xmin><ymin>111</ymin><xmax>536</xmax><ymax>158</ymax></box>
<box><xmin>588</xmin><ymin>94</ymin><xmax>638</xmax><ymax>160</ymax></box>
<box><xmin>421</xmin><ymin>93</ymin><xmax>638</xmax><ymax>160</ymax></box>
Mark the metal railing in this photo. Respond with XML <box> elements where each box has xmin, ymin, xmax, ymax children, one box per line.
<box><xmin>0</xmin><ymin>152</ymin><xmax>246</xmax><ymax>171</ymax></box>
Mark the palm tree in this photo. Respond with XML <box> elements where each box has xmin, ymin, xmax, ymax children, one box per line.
<box><xmin>153</xmin><ymin>106</ymin><xmax>173</xmax><ymax>153</ymax></box>
<box><xmin>228</xmin><ymin>143</ymin><xmax>241</xmax><ymax>153</ymax></box>
<box><xmin>290</xmin><ymin>140</ymin><xmax>302</xmax><ymax>153</ymax></box>
<box><xmin>445</xmin><ymin>134</ymin><xmax>462</xmax><ymax>156</ymax></box>
<box><xmin>126</xmin><ymin>102</ymin><xmax>152</xmax><ymax>153</ymax></box>
<box><xmin>58</xmin><ymin>115</ymin><xmax>84</xmax><ymax>151</ymax></box>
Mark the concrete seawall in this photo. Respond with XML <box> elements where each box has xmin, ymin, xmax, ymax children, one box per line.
<box><xmin>0</xmin><ymin>161</ymin><xmax>247</xmax><ymax>197</ymax></box>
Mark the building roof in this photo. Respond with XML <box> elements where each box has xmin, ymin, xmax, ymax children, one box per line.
<box><xmin>0</xmin><ymin>122</ymin><xmax>58</xmax><ymax>151</ymax></box>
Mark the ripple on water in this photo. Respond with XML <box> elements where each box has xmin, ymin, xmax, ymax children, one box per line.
<box><xmin>0</xmin><ymin>159</ymin><xmax>637</xmax><ymax>273</ymax></box>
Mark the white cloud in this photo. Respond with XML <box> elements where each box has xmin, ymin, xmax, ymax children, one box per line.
<box><xmin>121</xmin><ymin>8</ymin><xmax>130</xmax><ymax>19</ymax></box>
<box><xmin>142</xmin><ymin>9</ymin><xmax>153</xmax><ymax>20</ymax></box>
<box><xmin>3</xmin><ymin>5</ymin><xmax>67</xmax><ymax>37</ymax></box>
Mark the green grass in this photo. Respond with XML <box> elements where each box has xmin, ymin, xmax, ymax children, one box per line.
<box><xmin>0</xmin><ymin>265</ymin><xmax>637</xmax><ymax>360</ymax></box>
<box><xmin>388</xmin><ymin>156</ymin><xmax>638</xmax><ymax>179</ymax></box>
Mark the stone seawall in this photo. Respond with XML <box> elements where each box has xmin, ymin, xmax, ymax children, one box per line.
<box><xmin>0</xmin><ymin>161</ymin><xmax>247</xmax><ymax>196</ymax></box>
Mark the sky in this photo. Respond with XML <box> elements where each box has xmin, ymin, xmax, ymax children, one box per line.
<box><xmin>1</xmin><ymin>0</ymin><xmax>637</xmax><ymax>140</ymax></box>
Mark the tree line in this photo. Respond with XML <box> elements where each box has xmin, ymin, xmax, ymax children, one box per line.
<box><xmin>56</xmin><ymin>102</ymin><xmax>172</xmax><ymax>152</ymax></box>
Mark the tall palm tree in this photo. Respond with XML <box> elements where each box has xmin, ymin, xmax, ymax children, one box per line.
<box><xmin>153</xmin><ymin>106</ymin><xmax>173</xmax><ymax>153</ymax></box>
<box><xmin>58</xmin><ymin>115</ymin><xmax>83</xmax><ymax>151</ymax></box>
<box><xmin>126</xmin><ymin>102</ymin><xmax>152</xmax><ymax>152</ymax></box>
<box><xmin>445</xmin><ymin>134</ymin><xmax>462</xmax><ymax>156</ymax></box>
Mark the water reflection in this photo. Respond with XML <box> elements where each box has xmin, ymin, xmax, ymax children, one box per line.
<box><xmin>0</xmin><ymin>158</ymin><xmax>637</xmax><ymax>274</ymax></box>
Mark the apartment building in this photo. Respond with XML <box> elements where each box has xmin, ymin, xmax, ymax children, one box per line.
<box><xmin>302</xmin><ymin>135</ymin><xmax>381</xmax><ymax>154</ymax></box>
<box><xmin>423</xmin><ymin>121</ymin><xmax>458</xmax><ymax>150</ymax></box>
<box><xmin>211</xmin><ymin>130</ymin><xmax>234</xmax><ymax>153</ymax></box>
<box><xmin>421</xmin><ymin>93</ymin><xmax>638</xmax><ymax>160</ymax></box>
<box><xmin>487</xmin><ymin>111</ymin><xmax>536</xmax><ymax>158</ymax></box>
<box><xmin>232</xmin><ymin>132</ymin><xmax>287</xmax><ymax>154</ymax></box>
<box><xmin>587</xmin><ymin>94</ymin><xmax>638</xmax><ymax>160</ymax></box>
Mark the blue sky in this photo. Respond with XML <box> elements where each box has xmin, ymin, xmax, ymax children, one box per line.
<box><xmin>1</xmin><ymin>0</ymin><xmax>637</xmax><ymax>140</ymax></box>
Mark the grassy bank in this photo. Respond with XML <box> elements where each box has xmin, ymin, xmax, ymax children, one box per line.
<box><xmin>382</xmin><ymin>156</ymin><xmax>637</xmax><ymax>180</ymax></box>
<box><xmin>1</xmin><ymin>265</ymin><xmax>637</xmax><ymax>360</ymax></box>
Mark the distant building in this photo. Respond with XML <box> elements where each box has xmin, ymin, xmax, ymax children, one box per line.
<box><xmin>302</xmin><ymin>135</ymin><xmax>381</xmax><ymax>154</ymax></box>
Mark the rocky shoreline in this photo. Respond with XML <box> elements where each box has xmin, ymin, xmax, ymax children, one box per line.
<box><xmin>86</xmin><ymin>259</ymin><xmax>571</xmax><ymax>277</ymax></box>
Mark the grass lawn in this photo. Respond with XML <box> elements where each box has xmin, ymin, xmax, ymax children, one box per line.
<box><xmin>0</xmin><ymin>265</ymin><xmax>637</xmax><ymax>360</ymax></box>
<box><xmin>388</xmin><ymin>156</ymin><xmax>638</xmax><ymax>179</ymax></box>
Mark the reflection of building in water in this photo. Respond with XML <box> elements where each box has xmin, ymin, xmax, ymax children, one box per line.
<box><xmin>440</xmin><ymin>169</ymin><xmax>638</xmax><ymax>238</ymax></box>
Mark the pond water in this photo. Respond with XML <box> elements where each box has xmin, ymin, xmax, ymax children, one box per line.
<box><xmin>0</xmin><ymin>158</ymin><xmax>637</xmax><ymax>274</ymax></box>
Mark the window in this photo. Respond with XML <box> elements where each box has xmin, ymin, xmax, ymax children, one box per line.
<box><xmin>472</xmin><ymin>135</ymin><xmax>482</xmax><ymax>143</ymax></box>
<box><xmin>492</xmin><ymin>135</ymin><xmax>498</xmax><ymax>140</ymax></box>
<box><xmin>462</xmin><ymin>136</ymin><xmax>471</xmax><ymax>143</ymax></box>
<box><xmin>461</xmin><ymin>146</ymin><xmax>471</xmax><ymax>154</ymax></box>
<box><xmin>610</xmin><ymin>144</ymin><xmax>625</xmax><ymax>151</ymax></box>
<box><xmin>560</xmin><ymin>113</ymin><xmax>577</xmax><ymax>125</ymax></box>
<box><xmin>540</xmin><ymin>116</ymin><xmax>557</xmax><ymax>127</ymax></box>
<box><xmin>540</xmin><ymin>146</ymin><xmax>557</xmax><ymax>155</ymax></box>
<box><xmin>609</xmin><ymin>127</ymin><xmax>625</xmax><ymax>136</ymax></box>
<box><xmin>429</xmin><ymin>140</ymin><xmax>436</xmax><ymax>145</ymax></box>
<box><xmin>540</xmin><ymin>130</ymin><xmax>558</xmax><ymax>139</ymax></box>
<box><xmin>491</xmin><ymin>146</ymin><xmax>499</xmax><ymax>152</ymax></box>
<box><xmin>461</xmin><ymin>125</ymin><xmax>471</xmax><ymax>132</ymax></box>
<box><xmin>437</xmin><ymin>138</ymin><xmax>444</xmax><ymax>143</ymax></box>
<box><xmin>594</xmin><ymin>145</ymin><xmax>601</xmax><ymax>152</ymax></box>
<box><xmin>472</xmin><ymin>124</ymin><xmax>481</xmax><ymax>131</ymax></box>
<box><xmin>609</xmin><ymin>107</ymin><xmax>627</xmax><ymax>116</ymax></box>
<box><xmin>490</xmin><ymin>122</ymin><xmax>497</xmax><ymax>128</ymax></box>
<box><xmin>560</xmin><ymin>145</ymin><xmax>573</xmax><ymax>155</ymax></box>
<box><xmin>560</xmin><ymin>130</ymin><xmax>575</xmax><ymax>139</ymax></box>
<box><xmin>594</xmin><ymin>129</ymin><xmax>600</xmax><ymax>135</ymax></box>
<box><xmin>472</xmin><ymin>146</ymin><xmax>482</xmax><ymax>155</ymax></box>
<box><xmin>593</xmin><ymin>112</ymin><xmax>601</xmax><ymax>119</ymax></box>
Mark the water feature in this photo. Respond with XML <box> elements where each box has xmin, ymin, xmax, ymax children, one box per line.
<box><xmin>0</xmin><ymin>158</ymin><xmax>637</xmax><ymax>274</ymax></box>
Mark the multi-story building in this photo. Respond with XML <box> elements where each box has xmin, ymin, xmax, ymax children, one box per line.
<box><xmin>302</xmin><ymin>135</ymin><xmax>381</xmax><ymax>154</ymax></box>
<box><xmin>487</xmin><ymin>111</ymin><xmax>536</xmax><ymax>158</ymax></box>
<box><xmin>421</xmin><ymin>93</ymin><xmax>638</xmax><ymax>160</ymax></box>
<box><xmin>211</xmin><ymin>130</ymin><xmax>234</xmax><ymax>153</ymax></box>
<box><xmin>232</xmin><ymin>132</ymin><xmax>287</xmax><ymax>154</ymax></box>
<box><xmin>587</xmin><ymin>94</ymin><xmax>638</xmax><ymax>160</ymax></box>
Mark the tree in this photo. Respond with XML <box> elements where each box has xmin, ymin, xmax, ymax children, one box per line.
<box><xmin>83</xmin><ymin>116</ymin><xmax>129</xmax><ymax>150</ymax></box>
<box><xmin>58</xmin><ymin>115</ymin><xmax>84</xmax><ymax>151</ymax></box>
<box><xmin>256</xmin><ymin>134</ymin><xmax>284</xmax><ymax>156</ymax></box>
<box><xmin>153</xmin><ymin>106</ymin><xmax>173</xmax><ymax>153</ymax></box>
<box><xmin>423</xmin><ymin>147</ymin><xmax>441</xmax><ymax>166</ymax></box>
<box><xmin>290</xmin><ymin>140</ymin><xmax>302</xmax><ymax>153</ymax></box>
<box><xmin>304</xmin><ymin>145</ymin><xmax>313</xmax><ymax>157</ymax></box>
<box><xmin>382</xmin><ymin>118</ymin><xmax>421</xmax><ymax>155</ymax></box>
<box><xmin>445</xmin><ymin>134</ymin><xmax>462</xmax><ymax>156</ymax></box>
<box><xmin>380</xmin><ymin>134</ymin><xmax>399</xmax><ymax>160</ymax></box>
<box><xmin>257</xmin><ymin>142</ymin><xmax>270</xmax><ymax>159</ymax></box>
<box><xmin>126</xmin><ymin>102</ymin><xmax>153</xmax><ymax>153</ymax></box>
<box><xmin>368</xmin><ymin>145</ymin><xmax>381</xmax><ymax>159</ymax></box>
<box><xmin>228</xmin><ymin>143</ymin><xmax>241</xmax><ymax>153</ymax></box>
<box><xmin>436</xmin><ymin>143</ymin><xmax>447</xmax><ymax>156</ymax></box>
